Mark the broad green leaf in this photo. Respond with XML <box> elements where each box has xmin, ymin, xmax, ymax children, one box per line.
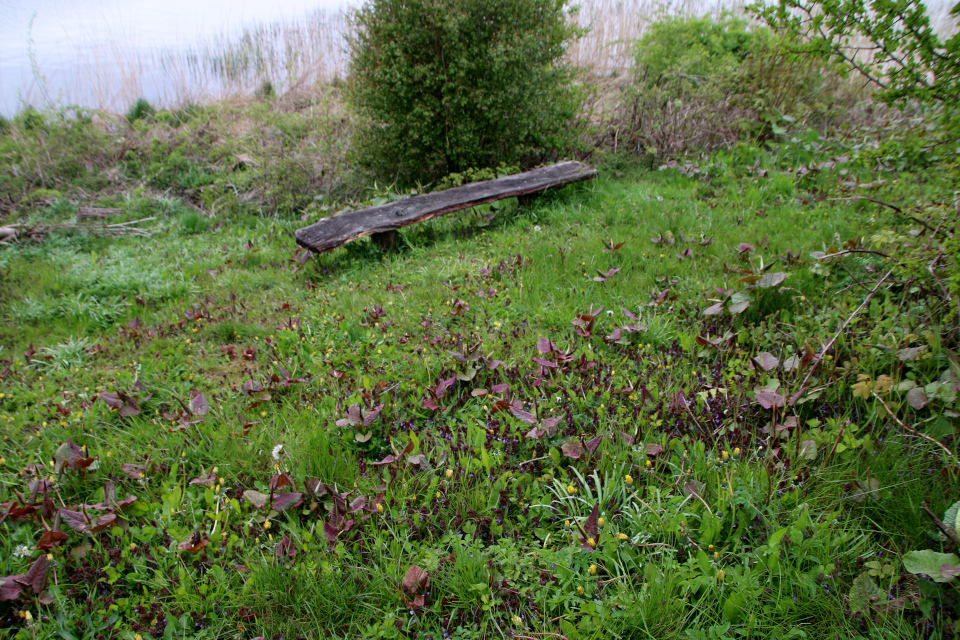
<box><xmin>902</xmin><ymin>550</ymin><xmax>960</xmax><ymax>582</ymax></box>
<box><xmin>849</xmin><ymin>572</ymin><xmax>883</xmax><ymax>613</ymax></box>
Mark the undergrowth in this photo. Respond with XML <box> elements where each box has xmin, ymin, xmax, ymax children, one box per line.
<box><xmin>0</xmin><ymin>126</ymin><xmax>959</xmax><ymax>638</ymax></box>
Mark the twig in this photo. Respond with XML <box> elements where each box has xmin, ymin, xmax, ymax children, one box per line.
<box><xmin>106</xmin><ymin>216</ymin><xmax>157</xmax><ymax>228</ymax></box>
<box><xmin>922</xmin><ymin>501</ymin><xmax>960</xmax><ymax>548</ymax></box>
<box><xmin>790</xmin><ymin>268</ymin><xmax>894</xmax><ymax>405</ymax></box>
<box><xmin>513</xmin><ymin>634</ymin><xmax>568</xmax><ymax>640</ymax></box>
<box><xmin>828</xmin><ymin>197</ymin><xmax>949</xmax><ymax>237</ymax></box>
<box><xmin>873</xmin><ymin>392</ymin><xmax>957</xmax><ymax>463</ymax></box>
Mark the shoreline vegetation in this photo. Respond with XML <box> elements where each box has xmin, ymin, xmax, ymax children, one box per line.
<box><xmin>1</xmin><ymin>0</ymin><xmax>960</xmax><ymax>638</ymax></box>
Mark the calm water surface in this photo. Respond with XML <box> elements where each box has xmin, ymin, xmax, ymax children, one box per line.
<box><xmin>0</xmin><ymin>0</ymin><xmax>354</xmax><ymax>115</ymax></box>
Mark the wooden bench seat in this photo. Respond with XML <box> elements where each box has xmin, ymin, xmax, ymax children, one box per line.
<box><xmin>294</xmin><ymin>161</ymin><xmax>597</xmax><ymax>254</ymax></box>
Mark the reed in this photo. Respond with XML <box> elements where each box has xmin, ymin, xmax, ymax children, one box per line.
<box><xmin>10</xmin><ymin>0</ymin><xmax>955</xmax><ymax>115</ymax></box>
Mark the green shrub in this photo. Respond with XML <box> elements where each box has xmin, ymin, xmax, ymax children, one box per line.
<box><xmin>126</xmin><ymin>97</ymin><xmax>156</xmax><ymax>123</ymax></box>
<box><xmin>618</xmin><ymin>15</ymin><xmax>855</xmax><ymax>159</ymax></box>
<box><xmin>756</xmin><ymin>0</ymin><xmax>960</xmax><ymax>137</ymax></box>
<box><xmin>634</xmin><ymin>14</ymin><xmax>769</xmax><ymax>82</ymax></box>
<box><xmin>347</xmin><ymin>0</ymin><xmax>584</xmax><ymax>185</ymax></box>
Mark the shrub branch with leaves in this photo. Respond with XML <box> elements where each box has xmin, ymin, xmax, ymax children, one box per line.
<box><xmin>347</xmin><ymin>0</ymin><xmax>584</xmax><ymax>185</ymax></box>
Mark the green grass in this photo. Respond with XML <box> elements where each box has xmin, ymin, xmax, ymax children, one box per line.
<box><xmin>0</xmin><ymin>128</ymin><xmax>959</xmax><ymax>639</ymax></box>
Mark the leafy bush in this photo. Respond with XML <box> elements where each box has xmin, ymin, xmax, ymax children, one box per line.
<box><xmin>347</xmin><ymin>0</ymin><xmax>583</xmax><ymax>185</ymax></box>
<box><xmin>125</xmin><ymin>97</ymin><xmax>156</xmax><ymax>123</ymax></box>
<box><xmin>756</xmin><ymin>0</ymin><xmax>960</xmax><ymax>136</ymax></box>
<box><xmin>617</xmin><ymin>15</ymin><xmax>855</xmax><ymax>159</ymax></box>
<box><xmin>634</xmin><ymin>13</ymin><xmax>769</xmax><ymax>81</ymax></box>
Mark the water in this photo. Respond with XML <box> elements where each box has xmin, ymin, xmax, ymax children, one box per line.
<box><xmin>0</xmin><ymin>0</ymin><xmax>355</xmax><ymax>116</ymax></box>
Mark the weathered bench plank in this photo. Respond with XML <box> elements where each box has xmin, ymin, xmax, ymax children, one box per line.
<box><xmin>295</xmin><ymin>161</ymin><xmax>597</xmax><ymax>253</ymax></box>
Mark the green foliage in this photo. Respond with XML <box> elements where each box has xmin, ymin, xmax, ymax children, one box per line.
<box><xmin>634</xmin><ymin>13</ymin><xmax>769</xmax><ymax>81</ymax></box>
<box><xmin>347</xmin><ymin>0</ymin><xmax>583</xmax><ymax>185</ymax></box>
<box><xmin>125</xmin><ymin>97</ymin><xmax>156</xmax><ymax>123</ymax></box>
<box><xmin>620</xmin><ymin>15</ymin><xmax>855</xmax><ymax>158</ymax></box>
<box><xmin>755</xmin><ymin>0</ymin><xmax>960</xmax><ymax>135</ymax></box>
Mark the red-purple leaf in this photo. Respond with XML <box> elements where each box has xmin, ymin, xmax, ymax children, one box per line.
<box><xmin>190</xmin><ymin>392</ymin><xmax>209</xmax><ymax>416</ymax></box>
<box><xmin>243</xmin><ymin>490</ymin><xmax>270</xmax><ymax>509</ymax></box>
<box><xmin>585</xmin><ymin>434</ymin><xmax>602</xmax><ymax>454</ymax></box>
<box><xmin>23</xmin><ymin>554</ymin><xmax>50</xmax><ymax>594</ymax></box>
<box><xmin>59</xmin><ymin>509</ymin><xmax>89</xmax><ymax>534</ymax></box>
<box><xmin>532</xmin><ymin>357</ymin><xmax>559</xmax><ymax>369</ymax></box>
<box><xmin>703</xmin><ymin>302</ymin><xmax>724</xmax><ymax>316</ymax></box>
<box><xmin>402</xmin><ymin>565</ymin><xmax>430</xmax><ymax>595</ymax></box>
<box><xmin>35</xmin><ymin>530</ymin><xmax>68</xmax><ymax>551</ymax></box>
<box><xmin>0</xmin><ymin>575</ymin><xmax>24</xmax><ymax>601</ymax></box>
<box><xmin>907</xmin><ymin>387</ymin><xmax>928</xmax><ymax>410</ymax></box>
<box><xmin>753</xmin><ymin>352</ymin><xmax>780</xmax><ymax>372</ymax></box>
<box><xmin>509</xmin><ymin>407</ymin><xmax>537</xmax><ymax>424</ymax></box>
<box><xmin>561</xmin><ymin>441</ymin><xmax>585</xmax><ymax>459</ymax></box>
<box><xmin>371</xmin><ymin>454</ymin><xmax>397</xmax><ymax>466</ymax></box>
<box><xmin>644</xmin><ymin>443</ymin><xmax>664</xmax><ymax>456</ymax></box>
<box><xmin>756</xmin><ymin>391</ymin><xmax>786</xmax><ymax>409</ymax></box>
<box><xmin>270</xmin><ymin>492</ymin><xmax>303</xmax><ymax>512</ymax></box>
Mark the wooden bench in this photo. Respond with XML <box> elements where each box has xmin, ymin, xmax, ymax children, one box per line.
<box><xmin>294</xmin><ymin>161</ymin><xmax>597</xmax><ymax>253</ymax></box>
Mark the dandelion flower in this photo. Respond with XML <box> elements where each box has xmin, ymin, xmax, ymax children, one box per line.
<box><xmin>587</xmin><ymin>537</ymin><xmax>596</xmax><ymax>547</ymax></box>
<box><xmin>271</xmin><ymin>444</ymin><xmax>284</xmax><ymax>460</ymax></box>
<box><xmin>263</xmin><ymin>520</ymin><xmax>272</xmax><ymax>530</ymax></box>
<box><xmin>616</xmin><ymin>532</ymin><xmax>628</xmax><ymax>541</ymax></box>
<box><xmin>377</xmin><ymin>503</ymin><xmax>384</xmax><ymax>513</ymax></box>
<box><xmin>598</xmin><ymin>517</ymin><xmax>605</xmax><ymax>527</ymax></box>
<box><xmin>445</xmin><ymin>468</ymin><xmax>454</xmax><ymax>479</ymax></box>
<box><xmin>722</xmin><ymin>450</ymin><xmax>729</xmax><ymax>461</ymax></box>
<box><xmin>588</xmin><ymin>564</ymin><xmax>597</xmax><ymax>575</ymax></box>
<box><xmin>624</xmin><ymin>474</ymin><xmax>633</xmax><ymax>485</ymax></box>
<box><xmin>576</xmin><ymin>586</ymin><xmax>585</xmax><ymax>595</ymax></box>
<box><xmin>567</xmin><ymin>485</ymin><xmax>577</xmax><ymax>495</ymax></box>
<box><xmin>645</xmin><ymin>459</ymin><xmax>652</xmax><ymax>468</ymax></box>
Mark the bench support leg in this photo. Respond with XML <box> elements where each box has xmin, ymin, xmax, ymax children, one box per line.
<box><xmin>518</xmin><ymin>193</ymin><xmax>541</xmax><ymax>208</ymax></box>
<box><xmin>370</xmin><ymin>230</ymin><xmax>398</xmax><ymax>251</ymax></box>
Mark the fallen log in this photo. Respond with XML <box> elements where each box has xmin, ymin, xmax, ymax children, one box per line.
<box><xmin>77</xmin><ymin>207</ymin><xmax>122</xmax><ymax>222</ymax></box>
<box><xmin>295</xmin><ymin>161</ymin><xmax>597</xmax><ymax>254</ymax></box>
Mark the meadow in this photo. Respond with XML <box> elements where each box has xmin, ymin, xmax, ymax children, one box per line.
<box><xmin>1</xmin><ymin>1</ymin><xmax>960</xmax><ymax>639</ymax></box>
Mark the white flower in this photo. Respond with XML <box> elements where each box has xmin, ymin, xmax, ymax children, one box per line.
<box><xmin>13</xmin><ymin>545</ymin><xmax>30</xmax><ymax>558</ymax></box>
<box><xmin>533</xmin><ymin>225</ymin><xmax>541</xmax><ymax>232</ymax></box>
<box><xmin>271</xmin><ymin>444</ymin><xmax>284</xmax><ymax>460</ymax></box>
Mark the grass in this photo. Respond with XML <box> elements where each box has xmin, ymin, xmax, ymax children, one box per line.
<box><xmin>0</xmin><ymin>120</ymin><xmax>959</xmax><ymax>639</ymax></box>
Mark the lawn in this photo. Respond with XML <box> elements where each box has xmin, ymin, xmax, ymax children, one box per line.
<box><xmin>1</xmin><ymin>124</ymin><xmax>959</xmax><ymax>639</ymax></box>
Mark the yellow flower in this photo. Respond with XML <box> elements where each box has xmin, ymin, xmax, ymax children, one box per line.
<box><xmin>445</xmin><ymin>468</ymin><xmax>454</xmax><ymax>479</ymax></box>
<box><xmin>714</xmin><ymin>551</ymin><xmax>719</xmax><ymax>560</ymax></box>
<box><xmin>564</xmin><ymin>519</ymin><xmax>570</xmax><ymax>528</ymax></box>
<box><xmin>616</xmin><ymin>532</ymin><xmax>628</xmax><ymax>540</ymax></box>
<box><xmin>511</xmin><ymin>615</ymin><xmax>522</xmax><ymax>626</ymax></box>
<box><xmin>588</xmin><ymin>564</ymin><xmax>597</xmax><ymax>575</ymax></box>
<box><xmin>435</xmin><ymin>491</ymin><xmax>442</xmax><ymax>499</ymax></box>
<box><xmin>722</xmin><ymin>450</ymin><xmax>729</xmax><ymax>461</ymax></box>
<box><xmin>263</xmin><ymin>520</ymin><xmax>272</xmax><ymax>530</ymax></box>
<box><xmin>129</xmin><ymin>543</ymin><xmax>137</xmax><ymax>551</ymax></box>
<box><xmin>624</xmin><ymin>474</ymin><xmax>633</xmax><ymax>485</ymax></box>
<box><xmin>24</xmin><ymin>610</ymin><xmax>33</xmax><ymax>622</ymax></box>
<box><xmin>587</xmin><ymin>537</ymin><xmax>596</xmax><ymax>547</ymax></box>
<box><xmin>576</xmin><ymin>586</ymin><xmax>585</xmax><ymax>595</ymax></box>
<box><xmin>733</xmin><ymin>447</ymin><xmax>741</xmax><ymax>457</ymax></box>
<box><xmin>567</xmin><ymin>485</ymin><xmax>577</xmax><ymax>495</ymax></box>
<box><xmin>377</xmin><ymin>503</ymin><xmax>384</xmax><ymax>513</ymax></box>
<box><xmin>645</xmin><ymin>459</ymin><xmax>652</xmax><ymax>468</ymax></box>
<box><xmin>717</xmin><ymin>569</ymin><xmax>726</xmax><ymax>582</ymax></box>
<box><xmin>708</xmin><ymin>544</ymin><xmax>714</xmax><ymax>551</ymax></box>
<box><xmin>597</xmin><ymin>517</ymin><xmax>605</xmax><ymax>527</ymax></box>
